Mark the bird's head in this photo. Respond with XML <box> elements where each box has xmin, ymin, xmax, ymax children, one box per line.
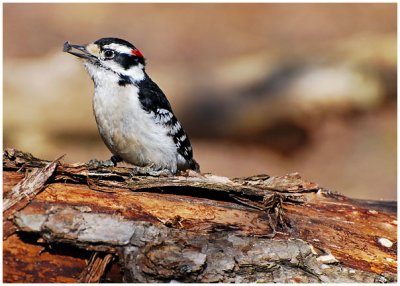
<box><xmin>64</xmin><ymin>37</ymin><xmax>146</xmax><ymax>84</ymax></box>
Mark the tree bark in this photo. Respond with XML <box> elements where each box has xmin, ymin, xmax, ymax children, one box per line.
<box><xmin>2</xmin><ymin>148</ymin><xmax>397</xmax><ymax>283</ymax></box>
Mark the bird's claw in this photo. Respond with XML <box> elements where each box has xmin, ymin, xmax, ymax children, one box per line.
<box><xmin>87</xmin><ymin>159</ymin><xmax>115</xmax><ymax>168</ymax></box>
<box><xmin>130</xmin><ymin>164</ymin><xmax>173</xmax><ymax>177</ymax></box>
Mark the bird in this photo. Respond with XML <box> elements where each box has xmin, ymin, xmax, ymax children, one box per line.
<box><xmin>63</xmin><ymin>37</ymin><xmax>200</xmax><ymax>175</ymax></box>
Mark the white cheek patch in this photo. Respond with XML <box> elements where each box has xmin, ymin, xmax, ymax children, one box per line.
<box><xmin>101</xmin><ymin>60</ymin><xmax>145</xmax><ymax>82</ymax></box>
<box><xmin>105</xmin><ymin>60</ymin><xmax>127</xmax><ymax>74</ymax></box>
<box><xmin>103</xmin><ymin>43</ymin><xmax>133</xmax><ymax>55</ymax></box>
<box><xmin>88</xmin><ymin>58</ymin><xmax>145</xmax><ymax>83</ymax></box>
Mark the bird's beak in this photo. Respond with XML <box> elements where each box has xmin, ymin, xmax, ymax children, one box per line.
<box><xmin>63</xmin><ymin>41</ymin><xmax>97</xmax><ymax>61</ymax></box>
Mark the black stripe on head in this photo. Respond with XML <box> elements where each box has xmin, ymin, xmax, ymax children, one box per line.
<box><xmin>94</xmin><ymin>38</ymin><xmax>146</xmax><ymax>68</ymax></box>
<box><xmin>114</xmin><ymin>53</ymin><xmax>145</xmax><ymax>69</ymax></box>
<box><xmin>94</xmin><ymin>37</ymin><xmax>135</xmax><ymax>49</ymax></box>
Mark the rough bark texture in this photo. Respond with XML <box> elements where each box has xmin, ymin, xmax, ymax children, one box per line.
<box><xmin>2</xmin><ymin>148</ymin><xmax>397</xmax><ymax>283</ymax></box>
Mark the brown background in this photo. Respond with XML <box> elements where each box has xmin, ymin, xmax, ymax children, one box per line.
<box><xmin>3</xmin><ymin>3</ymin><xmax>397</xmax><ymax>200</ymax></box>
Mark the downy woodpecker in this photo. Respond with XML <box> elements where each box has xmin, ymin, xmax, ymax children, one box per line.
<box><xmin>64</xmin><ymin>37</ymin><xmax>200</xmax><ymax>175</ymax></box>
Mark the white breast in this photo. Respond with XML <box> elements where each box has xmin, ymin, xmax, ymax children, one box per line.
<box><xmin>91</xmin><ymin>75</ymin><xmax>178</xmax><ymax>173</ymax></box>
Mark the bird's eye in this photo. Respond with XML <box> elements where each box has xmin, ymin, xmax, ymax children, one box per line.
<box><xmin>104</xmin><ymin>50</ymin><xmax>114</xmax><ymax>58</ymax></box>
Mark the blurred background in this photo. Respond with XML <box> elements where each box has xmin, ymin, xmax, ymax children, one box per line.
<box><xmin>3</xmin><ymin>3</ymin><xmax>396</xmax><ymax>200</ymax></box>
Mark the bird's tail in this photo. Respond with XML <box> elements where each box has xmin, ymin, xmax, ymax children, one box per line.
<box><xmin>189</xmin><ymin>159</ymin><xmax>200</xmax><ymax>172</ymax></box>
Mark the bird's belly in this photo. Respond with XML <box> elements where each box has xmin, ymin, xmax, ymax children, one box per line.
<box><xmin>93</xmin><ymin>86</ymin><xmax>177</xmax><ymax>171</ymax></box>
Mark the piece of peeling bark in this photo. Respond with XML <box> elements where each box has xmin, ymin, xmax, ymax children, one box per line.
<box><xmin>2</xmin><ymin>148</ymin><xmax>398</xmax><ymax>283</ymax></box>
<box><xmin>78</xmin><ymin>252</ymin><xmax>114</xmax><ymax>283</ymax></box>
<box><xmin>3</xmin><ymin>158</ymin><xmax>59</xmax><ymax>211</ymax></box>
<box><xmin>3</xmin><ymin>156</ymin><xmax>60</xmax><ymax>239</ymax></box>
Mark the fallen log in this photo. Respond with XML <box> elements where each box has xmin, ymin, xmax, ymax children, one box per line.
<box><xmin>2</xmin><ymin>148</ymin><xmax>397</xmax><ymax>283</ymax></box>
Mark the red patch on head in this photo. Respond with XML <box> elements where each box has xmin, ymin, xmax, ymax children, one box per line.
<box><xmin>131</xmin><ymin>49</ymin><xmax>144</xmax><ymax>58</ymax></box>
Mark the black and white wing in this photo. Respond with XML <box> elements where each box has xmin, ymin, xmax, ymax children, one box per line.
<box><xmin>137</xmin><ymin>75</ymin><xmax>199</xmax><ymax>171</ymax></box>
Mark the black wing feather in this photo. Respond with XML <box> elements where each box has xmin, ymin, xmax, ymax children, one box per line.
<box><xmin>137</xmin><ymin>74</ymin><xmax>197</xmax><ymax>168</ymax></box>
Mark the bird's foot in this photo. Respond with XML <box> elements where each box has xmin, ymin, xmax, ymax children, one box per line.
<box><xmin>87</xmin><ymin>159</ymin><xmax>115</xmax><ymax>168</ymax></box>
<box><xmin>87</xmin><ymin>155</ymin><xmax>122</xmax><ymax>168</ymax></box>
<box><xmin>130</xmin><ymin>164</ymin><xmax>173</xmax><ymax>177</ymax></box>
